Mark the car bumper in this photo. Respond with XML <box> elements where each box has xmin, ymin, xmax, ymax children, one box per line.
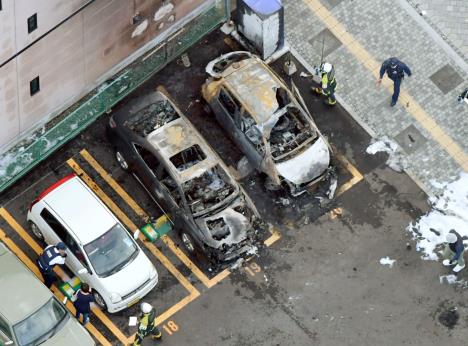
<box><xmin>106</xmin><ymin>274</ymin><xmax>158</xmax><ymax>313</ymax></box>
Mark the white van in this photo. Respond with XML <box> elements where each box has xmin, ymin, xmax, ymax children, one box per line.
<box><xmin>27</xmin><ymin>174</ymin><xmax>158</xmax><ymax>313</ymax></box>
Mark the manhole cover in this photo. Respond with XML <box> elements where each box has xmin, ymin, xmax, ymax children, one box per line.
<box><xmin>429</xmin><ymin>64</ymin><xmax>463</xmax><ymax>94</ymax></box>
<box><xmin>309</xmin><ymin>29</ymin><xmax>342</xmax><ymax>59</ymax></box>
<box><xmin>394</xmin><ymin>124</ymin><xmax>427</xmax><ymax>154</ymax></box>
<box><xmin>322</xmin><ymin>0</ymin><xmax>345</xmax><ymax>9</ymax></box>
<box><xmin>438</xmin><ymin>308</ymin><xmax>459</xmax><ymax>329</ymax></box>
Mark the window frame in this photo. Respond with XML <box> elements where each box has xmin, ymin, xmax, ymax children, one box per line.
<box><xmin>40</xmin><ymin>208</ymin><xmax>68</xmax><ymax>241</ymax></box>
<box><xmin>30</xmin><ymin>76</ymin><xmax>40</xmax><ymax>96</ymax></box>
<box><xmin>27</xmin><ymin>13</ymin><xmax>38</xmax><ymax>33</ymax></box>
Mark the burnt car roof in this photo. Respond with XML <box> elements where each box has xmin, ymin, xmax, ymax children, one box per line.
<box><xmin>209</xmin><ymin>53</ymin><xmax>283</xmax><ymax>125</ymax></box>
<box><xmin>146</xmin><ymin>118</ymin><xmax>219</xmax><ymax>183</ymax></box>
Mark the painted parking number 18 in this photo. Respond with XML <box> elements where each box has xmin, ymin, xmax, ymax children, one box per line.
<box><xmin>244</xmin><ymin>262</ymin><xmax>261</xmax><ymax>276</ymax></box>
<box><xmin>162</xmin><ymin>320</ymin><xmax>179</xmax><ymax>335</ymax></box>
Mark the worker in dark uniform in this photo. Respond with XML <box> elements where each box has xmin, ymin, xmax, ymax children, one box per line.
<box><xmin>377</xmin><ymin>57</ymin><xmax>412</xmax><ymax>107</ymax></box>
<box><xmin>36</xmin><ymin>242</ymin><xmax>67</xmax><ymax>288</ymax></box>
<box><xmin>313</xmin><ymin>62</ymin><xmax>337</xmax><ymax>106</ymax></box>
<box><xmin>133</xmin><ymin>302</ymin><xmax>162</xmax><ymax>346</ymax></box>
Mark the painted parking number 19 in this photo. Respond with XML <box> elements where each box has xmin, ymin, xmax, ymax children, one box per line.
<box><xmin>162</xmin><ymin>320</ymin><xmax>179</xmax><ymax>335</ymax></box>
<box><xmin>244</xmin><ymin>262</ymin><xmax>261</xmax><ymax>276</ymax></box>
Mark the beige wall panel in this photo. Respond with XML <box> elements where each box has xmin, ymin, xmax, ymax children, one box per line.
<box><xmin>83</xmin><ymin>0</ymin><xmax>206</xmax><ymax>84</ymax></box>
<box><xmin>0</xmin><ymin>0</ymin><xmax>16</xmax><ymax>65</ymax></box>
<box><xmin>14</xmin><ymin>0</ymin><xmax>89</xmax><ymax>51</ymax></box>
<box><xmin>17</xmin><ymin>14</ymin><xmax>85</xmax><ymax>132</ymax></box>
<box><xmin>0</xmin><ymin>60</ymin><xmax>20</xmax><ymax>147</ymax></box>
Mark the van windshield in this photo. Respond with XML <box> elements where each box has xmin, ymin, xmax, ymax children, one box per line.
<box><xmin>13</xmin><ymin>297</ymin><xmax>68</xmax><ymax>346</ymax></box>
<box><xmin>84</xmin><ymin>223</ymin><xmax>138</xmax><ymax>277</ymax></box>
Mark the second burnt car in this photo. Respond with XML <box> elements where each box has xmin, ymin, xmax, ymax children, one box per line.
<box><xmin>107</xmin><ymin>87</ymin><xmax>265</xmax><ymax>262</ymax></box>
<box><xmin>202</xmin><ymin>51</ymin><xmax>333</xmax><ymax>196</ymax></box>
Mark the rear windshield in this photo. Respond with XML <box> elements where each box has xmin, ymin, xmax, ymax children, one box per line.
<box><xmin>127</xmin><ymin>100</ymin><xmax>179</xmax><ymax>137</ymax></box>
<box><xmin>84</xmin><ymin>223</ymin><xmax>138</xmax><ymax>277</ymax></box>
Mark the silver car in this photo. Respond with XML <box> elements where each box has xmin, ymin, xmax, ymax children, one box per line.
<box><xmin>0</xmin><ymin>242</ymin><xmax>95</xmax><ymax>346</ymax></box>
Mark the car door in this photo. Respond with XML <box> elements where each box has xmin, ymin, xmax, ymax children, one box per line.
<box><xmin>62</xmin><ymin>233</ymin><xmax>94</xmax><ymax>285</ymax></box>
<box><xmin>215</xmin><ymin>88</ymin><xmax>263</xmax><ymax>169</ymax></box>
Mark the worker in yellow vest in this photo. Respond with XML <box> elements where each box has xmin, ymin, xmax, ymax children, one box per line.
<box><xmin>313</xmin><ymin>62</ymin><xmax>337</xmax><ymax>106</ymax></box>
<box><xmin>133</xmin><ymin>302</ymin><xmax>162</xmax><ymax>345</ymax></box>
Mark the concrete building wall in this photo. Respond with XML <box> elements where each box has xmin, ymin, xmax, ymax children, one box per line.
<box><xmin>0</xmin><ymin>0</ymin><xmax>207</xmax><ymax>151</ymax></box>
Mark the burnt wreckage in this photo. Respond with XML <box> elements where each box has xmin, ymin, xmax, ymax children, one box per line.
<box><xmin>108</xmin><ymin>89</ymin><xmax>266</xmax><ymax>262</ymax></box>
<box><xmin>202</xmin><ymin>51</ymin><xmax>334</xmax><ymax>196</ymax></box>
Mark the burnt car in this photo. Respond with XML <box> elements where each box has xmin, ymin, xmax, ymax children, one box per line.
<box><xmin>202</xmin><ymin>51</ymin><xmax>333</xmax><ymax>196</ymax></box>
<box><xmin>107</xmin><ymin>88</ymin><xmax>265</xmax><ymax>262</ymax></box>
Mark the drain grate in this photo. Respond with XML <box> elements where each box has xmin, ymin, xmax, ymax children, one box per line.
<box><xmin>394</xmin><ymin>124</ymin><xmax>427</xmax><ymax>154</ymax></box>
<box><xmin>429</xmin><ymin>64</ymin><xmax>463</xmax><ymax>94</ymax></box>
<box><xmin>308</xmin><ymin>29</ymin><xmax>343</xmax><ymax>59</ymax></box>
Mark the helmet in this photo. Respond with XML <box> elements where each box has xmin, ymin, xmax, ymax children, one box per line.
<box><xmin>56</xmin><ymin>242</ymin><xmax>67</xmax><ymax>250</ymax></box>
<box><xmin>321</xmin><ymin>62</ymin><xmax>333</xmax><ymax>73</ymax></box>
<box><xmin>141</xmin><ymin>302</ymin><xmax>152</xmax><ymax>314</ymax></box>
<box><xmin>446</xmin><ymin>233</ymin><xmax>457</xmax><ymax>244</ymax></box>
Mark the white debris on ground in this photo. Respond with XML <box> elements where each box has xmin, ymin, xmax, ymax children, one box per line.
<box><xmin>366</xmin><ymin>136</ymin><xmax>408</xmax><ymax>172</ymax></box>
<box><xmin>439</xmin><ymin>274</ymin><xmax>460</xmax><ymax>285</ymax></box>
<box><xmin>327</xmin><ymin>176</ymin><xmax>338</xmax><ymax>199</ymax></box>
<box><xmin>379</xmin><ymin>257</ymin><xmax>396</xmax><ymax>268</ymax></box>
<box><xmin>131</xmin><ymin>19</ymin><xmax>149</xmax><ymax>38</ymax></box>
<box><xmin>407</xmin><ymin>173</ymin><xmax>468</xmax><ymax>261</ymax></box>
<box><xmin>154</xmin><ymin>2</ymin><xmax>174</xmax><ymax>21</ymax></box>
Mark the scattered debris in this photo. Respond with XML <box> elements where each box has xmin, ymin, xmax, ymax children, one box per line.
<box><xmin>327</xmin><ymin>176</ymin><xmax>338</xmax><ymax>199</ymax></box>
<box><xmin>379</xmin><ymin>257</ymin><xmax>396</xmax><ymax>268</ymax></box>
<box><xmin>276</xmin><ymin>197</ymin><xmax>291</xmax><ymax>206</ymax></box>
<box><xmin>439</xmin><ymin>275</ymin><xmax>459</xmax><ymax>285</ymax></box>
<box><xmin>366</xmin><ymin>136</ymin><xmax>408</xmax><ymax>172</ymax></box>
<box><xmin>131</xmin><ymin>19</ymin><xmax>149</xmax><ymax>38</ymax></box>
<box><xmin>154</xmin><ymin>2</ymin><xmax>174</xmax><ymax>21</ymax></box>
<box><xmin>127</xmin><ymin>100</ymin><xmax>179</xmax><ymax>137</ymax></box>
<box><xmin>438</xmin><ymin>307</ymin><xmax>459</xmax><ymax>329</ymax></box>
<box><xmin>407</xmin><ymin>173</ymin><xmax>468</xmax><ymax>261</ymax></box>
<box><xmin>237</xmin><ymin>156</ymin><xmax>254</xmax><ymax>179</ymax></box>
<box><xmin>181</xmin><ymin>53</ymin><xmax>191</xmax><ymax>68</ymax></box>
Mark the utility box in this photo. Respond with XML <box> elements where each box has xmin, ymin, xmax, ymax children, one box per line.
<box><xmin>236</xmin><ymin>0</ymin><xmax>284</xmax><ymax>60</ymax></box>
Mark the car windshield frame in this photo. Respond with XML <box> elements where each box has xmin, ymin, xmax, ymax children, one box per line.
<box><xmin>83</xmin><ymin>223</ymin><xmax>139</xmax><ymax>277</ymax></box>
<box><xmin>13</xmin><ymin>297</ymin><xmax>68</xmax><ymax>346</ymax></box>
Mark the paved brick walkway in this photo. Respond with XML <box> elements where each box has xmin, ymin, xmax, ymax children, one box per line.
<box><xmin>407</xmin><ymin>0</ymin><xmax>468</xmax><ymax>62</ymax></box>
<box><xmin>284</xmin><ymin>0</ymin><xmax>468</xmax><ymax>196</ymax></box>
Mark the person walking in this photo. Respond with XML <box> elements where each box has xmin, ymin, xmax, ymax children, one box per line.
<box><xmin>36</xmin><ymin>242</ymin><xmax>67</xmax><ymax>288</ymax></box>
<box><xmin>133</xmin><ymin>302</ymin><xmax>162</xmax><ymax>346</ymax></box>
<box><xmin>73</xmin><ymin>283</ymin><xmax>94</xmax><ymax>325</ymax></box>
<box><xmin>377</xmin><ymin>57</ymin><xmax>412</xmax><ymax>107</ymax></box>
<box><xmin>442</xmin><ymin>231</ymin><xmax>465</xmax><ymax>273</ymax></box>
<box><xmin>313</xmin><ymin>62</ymin><xmax>337</xmax><ymax>106</ymax></box>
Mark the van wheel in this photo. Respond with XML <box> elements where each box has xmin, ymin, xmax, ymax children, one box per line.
<box><xmin>93</xmin><ymin>291</ymin><xmax>108</xmax><ymax>310</ymax></box>
<box><xmin>181</xmin><ymin>232</ymin><xmax>196</xmax><ymax>253</ymax></box>
<box><xmin>29</xmin><ymin>222</ymin><xmax>44</xmax><ymax>240</ymax></box>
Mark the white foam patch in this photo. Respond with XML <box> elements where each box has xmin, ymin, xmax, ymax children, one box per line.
<box><xmin>379</xmin><ymin>257</ymin><xmax>396</xmax><ymax>267</ymax></box>
<box><xmin>407</xmin><ymin>173</ymin><xmax>468</xmax><ymax>261</ymax></box>
<box><xmin>131</xmin><ymin>19</ymin><xmax>148</xmax><ymax>38</ymax></box>
<box><xmin>366</xmin><ymin>136</ymin><xmax>407</xmax><ymax>172</ymax></box>
<box><xmin>439</xmin><ymin>274</ymin><xmax>459</xmax><ymax>285</ymax></box>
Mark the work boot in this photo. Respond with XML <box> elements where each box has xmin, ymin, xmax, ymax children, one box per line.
<box><xmin>390</xmin><ymin>100</ymin><xmax>397</xmax><ymax>107</ymax></box>
<box><xmin>453</xmin><ymin>264</ymin><xmax>465</xmax><ymax>273</ymax></box>
<box><xmin>326</xmin><ymin>98</ymin><xmax>337</xmax><ymax>106</ymax></box>
<box><xmin>313</xmin><ymin>87</ymin><xmax>322</xmax><ymax>95</ymax></box>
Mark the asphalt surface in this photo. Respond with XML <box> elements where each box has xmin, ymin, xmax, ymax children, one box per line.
<box><xmin>1</xmin><ymin>29</ymin><xmax>467</xmax><ymax>346</ymax></box>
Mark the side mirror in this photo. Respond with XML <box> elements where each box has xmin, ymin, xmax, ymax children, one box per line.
<box><xmin>0</xmin><ymin>331</ymin><xmax>13</xmax><ymax>345</ymax></box>
<box><xmin>133</xmin><ymin>230</ymin><xmax>141</xmax><ymax>240</ymax></box>
<box><xmin>78</xmin><ymin>268</ymin><xmax>88</xmax><ymax>275</ymax></box>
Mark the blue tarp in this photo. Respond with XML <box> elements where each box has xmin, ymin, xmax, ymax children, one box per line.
<box><xmin>243</xmin><ymin>0</ymin><xmax>282</xmax><ymax>15</ymax></box>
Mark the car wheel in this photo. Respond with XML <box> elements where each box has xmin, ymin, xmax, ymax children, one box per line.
<box><xmin>29</xmin><ymin>222</ymin><xmax>44</xmax><ymax>240</ymax></box>
<box><xmin>93</xmin><ymin>291</ymin><xmax>108</xmax><ymax>310</ymax></box>
<box><xmin>115</xmin><ymin>151</ymin><xmax>129</xmax><ymax>171</ymax></box>
<box><xmin>181</xmin><ymin>232</ymin><xmax>196</xmax><ymax>253</ymax></box>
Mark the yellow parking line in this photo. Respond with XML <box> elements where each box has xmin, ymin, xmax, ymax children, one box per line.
<box><xmin>335</xmin><ymin>152</ymin><xmax>364</xmax><ymax>196</ymax></box>
<box><xmin>79</xmin><ymin>149</ymin><xmax>232</xmax><ymax>289</ymax></box>
<box><xmin>303</xmin><ymin>0</ymin><xmax>468</xmax><ymax>172</ymax></box>
<box><xmin>264</xmin><ymin>227</ymin><xmax>281</xmax><ymax>247</ymax></box>
<box><xmin>0</xmin><ymin>220</ymin><xmax>112</xmax><ymax>346</ymax></box>
<box><xmin>67</xmin><ymin>158</ymin><xmax>201</xmax><ymax>334</ymax></box>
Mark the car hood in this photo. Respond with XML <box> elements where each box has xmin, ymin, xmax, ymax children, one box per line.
<box><xmin>197</xmin><ymin>206</ymin><xmax>251</xmax><ymax>249</ymax></box>
<box><xmin>98</xmin><ymin>250</ymin><xmax>153</xmax><ymax>296</ymax></box>
<box><xmin>42</xmin><ymin>317</ymin><xmax>94</xmax><ymax>346</ymax></box>
<box><xmin>275</xmin><ymin>136</ymin><xmax>330</xmax><ymax>185</ymax></box>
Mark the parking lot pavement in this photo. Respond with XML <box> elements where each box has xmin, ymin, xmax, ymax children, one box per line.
<box><xmin>1</xmin><ymin>29</ymin><xmax>468</xmax><ymax>345</ymax></box>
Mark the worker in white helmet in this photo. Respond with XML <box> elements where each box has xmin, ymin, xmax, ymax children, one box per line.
<box><xmin>442</xmin><ymin>231</ymin><xmax>465</xmax><ymax>273</ymax></box>
<box><xmin>133</xmin><ymin>302</ymin><xmax>162</xmax><ymax>345</ymax></box>
<box><xmin>313</xmin><ymin>62</ymin><xmax>337</xmax><ymax>106</ymax></box>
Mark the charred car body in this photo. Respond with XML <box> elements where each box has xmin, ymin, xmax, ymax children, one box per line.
<box><xmin>107</xmin><ymin>88</ymin><xmax>265</xmax><ymax>262</ymax></box>
<box><xmin>202</xmin><ymin>51</ymin><xmax>333</xmax><ymax>196</ymax></box>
